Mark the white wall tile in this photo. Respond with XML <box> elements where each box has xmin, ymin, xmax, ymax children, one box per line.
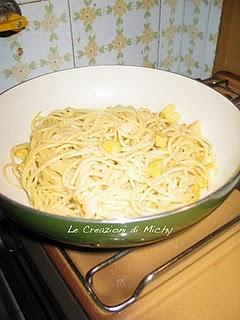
<box><xmin>0</xmin><ymin>0</ymin><xmax>74</xmax><ymax>92</ymax></box>
<box><xmin>158</xmin><ymin>0</ymin><xmax>223</xmax><ymax>79</ymax></box>
<box><xmin>0</xmin><ymin>0</ymin><xmax>223</xmax><ymax>93</ymax></box>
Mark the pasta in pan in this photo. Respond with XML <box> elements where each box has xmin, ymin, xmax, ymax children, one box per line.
<box><xmin>4</xmin><ymin>105</ymin><xmax>215</xmax><ymax>219</ymax></box>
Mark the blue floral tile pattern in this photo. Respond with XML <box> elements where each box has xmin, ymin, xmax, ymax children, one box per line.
<box><xmin>0</xmin><ymin>0</ymin><xmax>73</xmax><ymax>92</ymax></box>
<box><xmin>159</xmin><ymin>0</ymin><xmax>224</xmax><ymax>77</ymax></box>
<box><xmin>0</xmin><ymin>0</ymin><xmax>223</xmax><ymax>93</ymax></box>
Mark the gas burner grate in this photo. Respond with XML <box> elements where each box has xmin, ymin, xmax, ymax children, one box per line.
<box><xmin>200</xmin><ymin>72</ymin><xmax>240</xmax><ymax>108</ymax></box>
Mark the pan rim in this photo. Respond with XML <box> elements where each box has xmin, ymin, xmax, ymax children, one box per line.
<box><xmin>0</xmin><ymin>65</ymin><xmax>240</xmax><ymax>224</ymax></box>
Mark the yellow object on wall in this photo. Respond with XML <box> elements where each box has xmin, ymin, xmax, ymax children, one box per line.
<box><xmin>0</xmin><ymin>12</ymin><xmax>27</xmax><ymax>32</ymax></box>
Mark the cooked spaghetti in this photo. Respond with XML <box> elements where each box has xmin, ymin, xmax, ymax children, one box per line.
<box><xmin>4</xmin><ymin>105</ymin><xmax>215</xmax><ymax>219</ymax></box>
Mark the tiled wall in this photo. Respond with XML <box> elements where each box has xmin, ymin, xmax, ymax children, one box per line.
<box><xmin>0</xmin><ymin>0</ymin><xmax>223</xmax><ymax>93</ymax></box>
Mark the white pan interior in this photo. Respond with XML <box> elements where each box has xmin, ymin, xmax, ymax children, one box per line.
<box><xmin>0</xmin><ymin>66</ymin><xmax>240</xmax><ymax>207</ymax></box>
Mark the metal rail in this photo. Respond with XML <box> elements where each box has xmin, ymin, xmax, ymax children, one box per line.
<box><xmin>62</xmin><ymin>214</ymin><xmax>240</xmax><ymax>313</ymax></box>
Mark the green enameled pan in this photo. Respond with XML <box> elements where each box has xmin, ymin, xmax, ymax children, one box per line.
<box><xmin>0</xmin><ymin>66</ymin><xmax>240</xmax><ymax>247</ymax></box>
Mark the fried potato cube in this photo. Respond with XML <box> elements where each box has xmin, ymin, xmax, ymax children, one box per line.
<box><xmin>102</xmin><ymin>139</ymin><xmax>121</xmax><ymax>153</ymax></box>
<box><xmin>160</xmin><ymin>104</ymin><xmax>180</xmax><ymax>123</ymax></box>
<box><xmin>188</xmin><ymin>120</ymin><xmax>202</xmax><ymax>137</ymax></box>
<box><xmin>155</xmin><ymin>133</ymin><xmax>168</xmax><ymax>148</ymax></box>
<box><xmin>146</xmin><ymin>159</ymin><xmax>162</xmax><ymax>178</ymax></box>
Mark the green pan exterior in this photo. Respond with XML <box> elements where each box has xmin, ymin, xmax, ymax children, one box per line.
<box><xmin>0</xmin><ymin>184</ymin><xmax>234</xmax><ymax>248</ymax></box>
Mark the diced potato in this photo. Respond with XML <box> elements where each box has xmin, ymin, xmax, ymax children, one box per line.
<box><xmin>15</xmin><ymin>148</ymin><xmax>28</xmax><ymax>160</ymax></box>
<box><xmin>102</xmin><ymin>139</ymin><xmax>121</xmax><ymax>153</ymax></box>
<box><xmin>146</xmin><ymin>159</ymin><xmax>162</xmax><ymax>178</ymax></box>
<box><xmin>188</xmin><ymin>120</ymin><xmax>201</xmax><ymax>136</ymax></box>
<box><xmin>160</xmin><ymin>104</ymin><xmax>175</xmax><ymax>115</ymax></box>
<box><xmin>181</xmin><ymin>124</ymin><xmax>188</xmax><ymax>131</ymax></box>
<box><xmin>197</xmin><ymin>176</ymin><xmax>208</xmax><ymax>189</ymax></box>
<box><xmin>166</xmin><ymin>112</ymin><xmax>180</xmax><ymax>123</ymax></box>
<box><xmin>191</xmin><ymin>184</ymin><xmax>200</xmax><ymax>198</ymax></box>
<box><xmin>192</xmin><ymin>184</ymin><xmax>200</xmax><ymax>193</ymax></box>
<box><xmin>160</xmin><ymin>104</ymin><xmax>180</xmax><ymax>123</ymax></box>
<box><xmin>205</xmin><ymin>155</ymin><xmax>213</xmax><ymax>165</ymax></box>
<box><xmin>196</xmin><ymin>153</ymin><xmax>204</xmax><ymax>162</ymax></box>
<box><xmin>155</xmin><ymin>133</ymin><xmax>168</xmax><ymax>148</ymax></box>
<box><xmin>207</xmin><ymin>162</ymin><xmax>214</xmax><ymax>169</ymax></box>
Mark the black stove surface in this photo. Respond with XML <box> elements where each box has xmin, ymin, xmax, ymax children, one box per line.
<box><xmin>0</xmin><ymin>211</ymin><xmax>88</xmax><ymax>320</ymax></box>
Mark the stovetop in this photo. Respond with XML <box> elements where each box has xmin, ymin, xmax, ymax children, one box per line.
<box><xmin>1</xmin><ymin>71</ymin><xmax>240</xmax><ymax>320</ymax></box>
<box><xmin>200</xmin><ymin>71</ymin><xmax>240</xmax><ymax>108</ymax></box>
<box><xmin>44</xmin><ymin>191</ymin><xmax>240</xmax><ymax>319</ymax></box>
<box><xmin>1</xmin><ymin>191</ymin><xmax>240</xmax><ymax>320</ymax></box>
